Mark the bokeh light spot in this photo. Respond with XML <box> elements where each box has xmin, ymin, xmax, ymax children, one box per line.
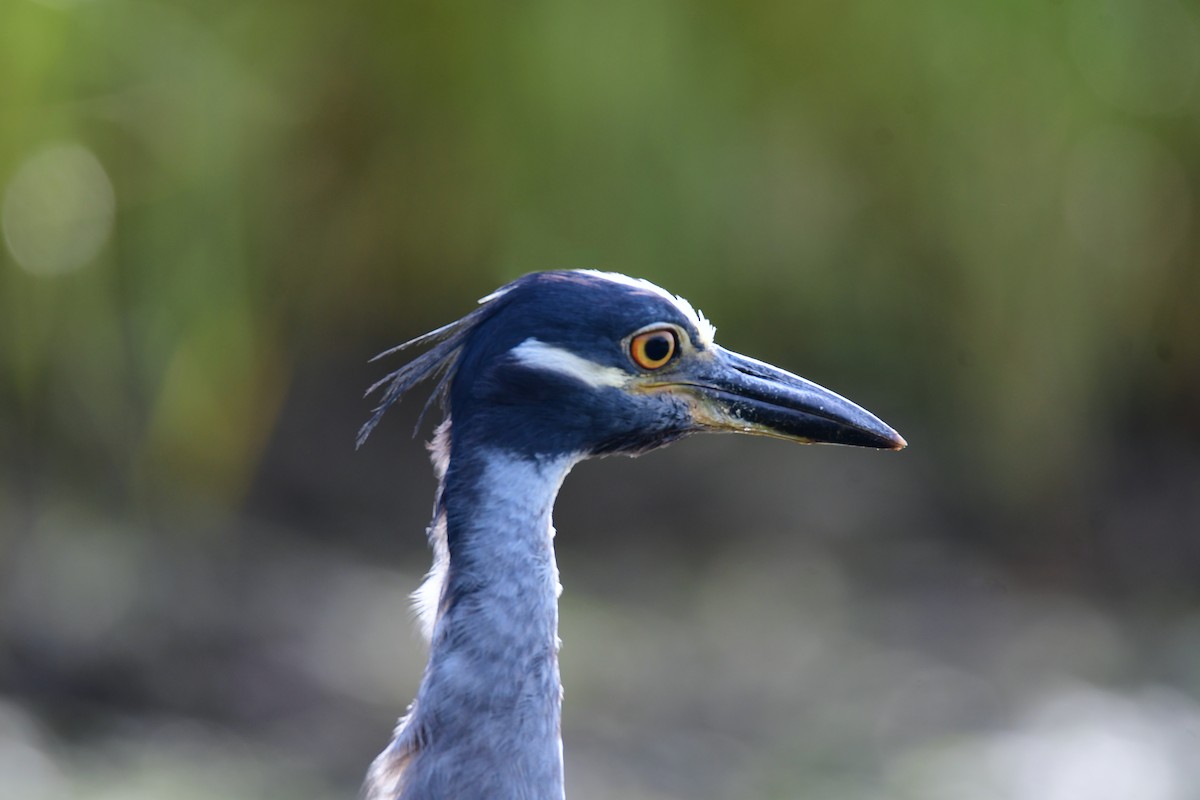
<box><xmin>2</xmin><ymin>142</ymin><xmax>116</xmax><ymax>276</ymax></box>
<box><xmin>0</xmin><ymin>702</ymin><xmax>64</xmax><ymax>799</ymax></box>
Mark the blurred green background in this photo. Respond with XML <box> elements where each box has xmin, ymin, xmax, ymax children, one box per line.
<box><xmin>3</xmin><ymin>0</ymin><xmax>1199</xmax><ymax>798</ymax></box>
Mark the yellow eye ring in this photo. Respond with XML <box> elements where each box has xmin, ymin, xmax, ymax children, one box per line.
<box><xmin>629</xmin><ymin>329</ymin><xmax>678</xmax><ymax>370</ymax></box>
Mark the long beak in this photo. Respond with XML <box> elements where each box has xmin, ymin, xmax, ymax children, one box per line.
<box><xmin>667</xmin><ymin>346</ymin><xmax>906</xmax><ymax>450</ymax></box>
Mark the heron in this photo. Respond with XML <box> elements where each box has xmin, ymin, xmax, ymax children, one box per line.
<box><xmin>357</xmin><ymin>269</ymin><xmax>904</xmax><ymax>800</ymax></box>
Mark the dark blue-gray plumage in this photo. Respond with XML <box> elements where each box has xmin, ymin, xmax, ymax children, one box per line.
<box><xmin>358</xmin><ymin>270</ymin><xmax>904</xmax><ymax>800</ymax></box>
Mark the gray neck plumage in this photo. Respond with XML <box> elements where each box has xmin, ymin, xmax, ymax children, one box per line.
<box><xmin>365</xmin><ymin>420</ymin><xmax>577</xmax><ymax>800</ymax></box>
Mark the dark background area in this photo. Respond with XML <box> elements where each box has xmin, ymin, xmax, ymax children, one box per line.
<box><xmin>2</xmin><ymin>1</ymin><xmax>1199</xmax><ymax>798</ymax></box>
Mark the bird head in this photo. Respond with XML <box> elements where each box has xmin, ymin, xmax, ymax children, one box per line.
<box><xmin>359</xmin><ymin>270</ymin><xmax>905</xmax><ymax>459</ymax></box>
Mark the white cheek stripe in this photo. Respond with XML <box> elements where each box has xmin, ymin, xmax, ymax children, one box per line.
<box><xmin>510</xmin><ymin>338</ymin><xmax>629</xmax><ymax>389</ymax></box>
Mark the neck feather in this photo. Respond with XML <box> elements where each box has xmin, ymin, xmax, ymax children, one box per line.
<box><xmin>366</xmin><ymin>431</ymin><xmax>577</xmax><ymax>800</ymax></box>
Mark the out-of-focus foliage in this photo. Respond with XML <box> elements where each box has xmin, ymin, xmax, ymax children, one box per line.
<box><xmin>2</xmin><ymin>1</ymin><xmax>1198</xmax><ymax>798</ymax></box>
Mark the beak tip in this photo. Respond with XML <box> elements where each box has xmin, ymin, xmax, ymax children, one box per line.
<box><xmin>848</xmin><ymin>415</ymin><xmax>905</xmax><ymax>451</ymax></box>
<box><xmin>823</xmin><ymin>422</ymin><xmax>907</xmax><ymax>451</ymax></box>
<box><xmin>852</xmin><ymin>419</ymin><xmax>906</xmax><ymax>451</ymax></box>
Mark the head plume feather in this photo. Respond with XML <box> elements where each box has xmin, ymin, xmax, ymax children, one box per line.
<box><xmin>356</xmin><ymin>288</ymin><xmax>510</xmax><ymax>448</ymax></box>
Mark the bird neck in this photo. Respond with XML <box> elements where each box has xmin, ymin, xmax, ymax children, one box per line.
<box><xmin>398</xmin><ymin>443</ymin><xmax>577</xmax><ymax>799</ymax></box>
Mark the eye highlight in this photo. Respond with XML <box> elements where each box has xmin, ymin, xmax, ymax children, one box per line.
<box><xmin>629</xmin><ymin>328</ymin><xmax>678</xmax><ymax>370</ymax></box>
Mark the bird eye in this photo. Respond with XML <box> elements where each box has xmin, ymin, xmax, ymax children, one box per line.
<box><xmin>629</xmin><ymin>329</ymin><xmax>677</xmax><ymax>370</ymax></box>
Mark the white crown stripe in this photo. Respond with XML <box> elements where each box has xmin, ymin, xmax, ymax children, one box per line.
<box><xmin>575</xmin><ymin>270</ymin><xmax>716</xmax><ymax>346</ymax></box>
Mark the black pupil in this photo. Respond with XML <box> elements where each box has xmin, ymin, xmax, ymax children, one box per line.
<box><xmin>643</xmin><ymin>334</ymin><xmax>672</xmax><ymax>363</ymax></box>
